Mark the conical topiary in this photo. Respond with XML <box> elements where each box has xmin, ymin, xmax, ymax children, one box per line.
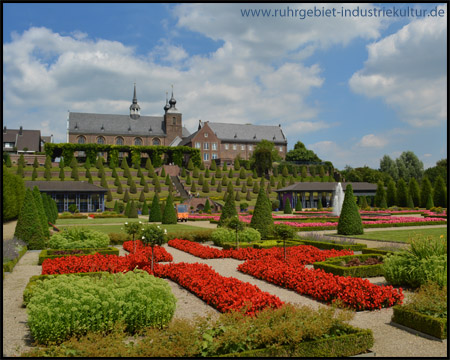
<box><xmin>149</xmin><ymin>192</ymin><xmax>162</xmax><ymax>222</ymax></box>
<box><xmin>295</xmin><ymin>198</ymin><xmax>302</xmax><ymax>211</ymax></box>
<box><xmin>141</xmin><ymin>200</ymin><xmax>149</xmax><ymax>215</ymax></box>
<box><xmin>250</xmin><ymin>186</ymin><xmax>273</xmax><ymax>239</ymax></box>
<box><xmin>162</xmin><ymin>192</ymin><xmax>177</xmax><ymax>224</ymax></box>
<box><xmin>283</xmin><ymin>198</ymin><xmax>292</xmax><ymax>214</ymax></box>
<box><xmin>204</xmin><ymin>199</ymin><xmax>211</xmax><ymax>213</ymax></box>
<box><xmin>32</xmin><ymin>186</ymin><xmax>49</xmax><ymax>238</ymax></box>
<box><xmin>219</xmin><ymin>186</ymin><xmax>238</xmax><ymax>226</ymax></box>
<box><xmin>337</xmin><ymin>184</ymin><xmax>363</xmax><ymax>235</ymax></box>
<box><xmin>425</xmin><ymin>193</ymin><xmax>434</xmax><ymax>210</ymax></box>
<box><xmin>128</xmin><ymin>200</ymin><xmax>138</xmax><ymax>218</ymax></box>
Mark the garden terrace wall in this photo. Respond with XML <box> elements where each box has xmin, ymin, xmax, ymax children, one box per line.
<box><xmin>392</xmin><ymin>306</ymin><xmax>447</xmax><ymax>340</ymax></box>
<box><xmin>313</xmin><ymin>254</ymin><xmax>385</xmax><ymax>277</ymax></box>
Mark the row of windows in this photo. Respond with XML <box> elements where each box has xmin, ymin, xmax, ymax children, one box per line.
<box><xmin>77</xmin><ymin>136</ymin><xmax>160</xmax><ymax>146</ymax></box>
<box><xmin>195</xmin><ymin>142</ymin><xmax>284</xmax><ymax>152</ymax></box>
<box><xmin>203</xmin><ymin>153</ymin><xmax>218</xmax><ymax>161</ymax></box>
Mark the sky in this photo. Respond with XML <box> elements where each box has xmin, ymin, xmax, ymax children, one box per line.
<box><xmin>3</xmin><ymin>2</ymin><xmax>447</xmax><ymax>170</ymax></box>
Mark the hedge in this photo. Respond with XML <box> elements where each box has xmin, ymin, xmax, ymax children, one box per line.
<box><xmin>392</xmin><ymin>306</ymin><xmax>447</xmax><ymax>339</ymax></box>
<box><xmin>362</xmin><ymin>248</ymin><xmax>399</xmax><ymax>256</ymax></box>
<box><xmin>313</xmin><ymin>254</ymin><xmax>385</xmax><ymax>278</ymax></box>
<box><xmin>3</xmin><ymin>245</ymin><xmax>28</xmax><ymax>273</ymax></box>
<box><xmin>296</xmin><ymin>239</ymin><xmax>367</xmax><ymax>251</ymax></box>
<box><xmin>220</xmin><ymin>324</ymin><xmax>374</xmax><ymax>357</ymax></box>
<box><xmin>38</xmin><ymin>248</ymin><xmax>120</xmax><ymax>265</ymax></box>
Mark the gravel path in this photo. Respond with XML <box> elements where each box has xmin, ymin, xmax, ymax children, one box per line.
<box><xmin>2</xmin><ymin>222</ymin><xmax>447</xmax><ymax>357</ymax></box>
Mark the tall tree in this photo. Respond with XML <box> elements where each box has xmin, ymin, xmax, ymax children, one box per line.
<box><xmin>396</xmin><ymin>178</ymin><xmax>408</xmax><ymax>207</ymax></box>
<box><xmin>250</xmin><ymin>186</ymin><xmax>273</xmax><ymax>239</ymax></box>
<box><xmin>285</xmin><ymin>141</ymin><xmax>321</xmax><ymax>162</ymax></box>
<box><xmin>379</xmin><ymin>155</ymin><xmax>399</xmax><ymax>181</ymax></box>
<box><xmin>386</xmin><ymin>179</ymin><xmax>397</xmax><ymax>207</ymax></box>
<box><xmin>420</xmin><ymin>176</ymin><xmax>433</xmax><ymax>208</ymax></box>
<box><xmin>149</xmin><ymin>192</ymin><xmax>162</xmax><ymax>222</ymax></box>
<box><xmin>374</xmin><ymin>180</ymin><xmax>386</xmax><ymax>207</ymax></box>
<box><xmin>396</xmin><ymin>151</ymin><xmax>424</xmax><ymax>182</ymax></box>
<box><xmin>408</xmin><ymin>178</ymin><xmax>421</xmax><ymax>208</ymax></box>
<box><xmin>433</xmin><ymin>175</ymin><xmax>447</xmax><ymax>208</ymax></box>
<box><xmin>162</xmin><ymin>192</ymin><xmax>177</xmax><ymax>224</ymax></box>
<box><xmin>219</xmin><ymin>186</ymin><xmax>238</xmax><ymax>226</ymax></box>
<box><xmin>250</xmin><ymin>139</ymin><xmax>281</xmax><ymax>177</ymax></box>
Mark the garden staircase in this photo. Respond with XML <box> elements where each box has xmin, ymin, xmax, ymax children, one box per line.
<box><xmin>171</xmin><ymin>175</ymin><xmax>189</xmax><ymax>200</ymax></box>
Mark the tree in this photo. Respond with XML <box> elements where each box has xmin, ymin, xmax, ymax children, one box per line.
<box><xmin>4</xmin><ymin>153</ymin><xmax>12</xmax><ymax>167</ymax></box>
<box><xmin>3</xmin><ymin>166</ymin><xmax>26</xmax><ymax>221</ymax></box>
<box><xmin>71</xmin><ymin>164</ymin><xmax>79</xmax><ymax>181</ymax></box>
<box><xmin>379</xmin><ymin>155</ymin><xmax>399</xmax><ymax>181</ymax></box>
<box><xmin>149</xmin><ymin>192</ymin><xmax>162</xmax><ymax>222</ymax></box>
<box><xmin>141</xmin><ymin>200</ymin><xmax>149</xmax><ymax>215</ymax></box>
<box><xmin>84</xmin><ymin>157</ymin><xmax>91</xmax><ymax>170</ymax></box>
<box><xmin>281</xmin><ymin>166</ymin><xmax>289</xmax><ymax>177</ymax></box>
<box><xmin>107</xmin><ymin>189</ymin><xmax>113</xmax><ymax>202</ymax></box>
<box><xmin>408</xmin><ymin>178</ymin><xmax>421</xmax><ymax>208</ymax></box>
<box><xmin>44</xmin><ymin>167</ymin><xmax>52</xmax><ymax>181</ymax></box>
<box><xmin>250</xmin><ymin>139</ymin><xmax>281</xmax><ymax>177</ymax></box>
<box><xmin>203</xmin><ymin>199</ymin><xmax>211</xmax><ymax>213</ymax></box>
<box><xmin>250</xmin><ymin>186</ymin><xmax>273</xmax><ymax>239</ymax></box>
<box><xmin>285</xmin><ymin>141</ymin><xmax>321</xmax><ymax>162</ymax></box>
<box><xmin>145</xmin><ymin>157</ymin><xmax>152</xmax><ymax>171</ymax></box>
<box><xmin>18</xmin><ymin>154</ymin><xmax>26</xmax><ymax>168</ymax></box>
<box><xmin>140</xmin><ymin>224</ymin><xmax>167</xmax><ymax>272</ymax></box>
<box><xmin>396</xmin><ymin>178</ymin><xmax>408</xmax><ymax>207</ymax></box>
<box><xmin>14</xmin><ymin>188</ymin><xmax>45</xmax><ymax>249</ymax></box>
<box><xmin>139</xmin><ymin>190</ymin><xmax>146</xmax><ymax>202</ymax></box>
<box><xmin>160</xmin><ymin>167</ymin><xmax>166</xmax><ymax>178</ymax></box>
<box><xmin>209</xmin><ymin>160</ymin><xmax>217</xmax><ymax>171</ymax></box>
<box><xmin>165</xmin><ymin>174</ymin><xmax>171</xmax><ymax>185</ymax></box>
<box><xmin>202</xmin><ymin>181</ymin><xmax>210</xmax><ymax>193</ymax></box>
<box><xmin>246</xmin><ymin>190</ymin><xmax>252</xmax><ymax>201</ymax></box>
<box><xmin>124</xmin><ymin>200</ymin><xmax>131</xmax><ymax>217</ymax></box>
<box><xmin>162</xmin><ymin>192</ymin><xmax>177</xmax><ymax>224</ymax></box>
<box><xmin>420</xmin><ymin>176</ymin><xmax>433</xmax><ymax>208</ymax></box>
<box><xmin>32</xmin><ymin>186</ymin><xmax>50</xmax><ymax>238</ymax></box>
<box><xmin>425</xmin><ymin>193</ymin><xmax>434</xmax><ymax>210</ymax></box>
<box><xmin>128</xmin><ymin>200</ymin><xmax>138</xmax><ymax>218</ymax></box>
<box><xmin>406</xmin><ymin>194</ymin><xmax>414</xmax><ymax>209</ymax></box>
<box><xmin>32</xmin><ymin>157</ymin><xmax>39</xmax><ymax>169</ymax></box>
<box><xmin>386</xmin><ymin>179</ymin><xmax>397</xmax><ymax>207</ymax></box>
<box><xmin>114</xmin><ymin>200</ymin><xmax>120</xmax><ymax>213</ymax></box>
<box><xmin>235</xmin><ymin>190</ymin><xmax>241</xmax><ymax>201</ymax></box>
<box><xmin>117</xmin><ymin>182</ymin><xmax>123</xmax><ymax>194</ymax></box>
<box><xmin>283</xmin><ymin>198</ymin><xmax>292</xmax><ymax>214</ymax></box>
<box><xmin>317</xmin><ymin>197</ymin><xmax>323</xmax><ymax>210</ymax></box>
<box><xmin>374</xmin><ymin>180</ymin><xmax>386</xmax><ymax>207</ymax></box>
<box><xmin>59</xmin><ymin>167</ymin><xmax>65</xmax><ymax>181</ymax></box>
<box><xmin>433</xmin><ymin>175</ymin><xmax>447</xmax><ymax>208</ymax></box>
<box><xmin>187</xmin><ymin>158</ymin><xmax>194</xmax><ymax>171</ymax></box>
<box><xmin>396</xmin><ymin>151</ymin><xmax>424</xmax><ymax>182</ymax></box>
<box><xmin>205</xmin><ymin>167</ymin><xmax>210</xmax><ymax>178</ymax></box>
<box><xmin>424</xmin><ymin>158</ymin><xmax>447</xmax><ymax>184</ymax></box>
<box><xmin>32</xmin><ymin>167</ymin><xmax>38</xmax><ymax>180</ymax></box>
<box><xmin>337</xmin><ymin>184</ymin><xmax>363</xmax><ymax>235</ymax></box>
<box><xmin>219</xmin><ymin>186</ymin><xmax>238</xmax><ymax>227</ymax></box>
<box><xmin>295</xmin><ymin>198</ymin><xmax>302</xmax><ymax>211</ymax></box>
<box><xmin>123</xmin><ymin>189</ymin><xmax>130</xmax><ymax>203</ymax></box>
<box><xmin>129</xmin><ymin>180</ymin><xmax>137</xmax><ymax>194</ymax></box>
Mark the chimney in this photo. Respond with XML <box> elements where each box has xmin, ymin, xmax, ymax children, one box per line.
<box><xmin>3</xmin><ymin>126</ymin><xmax>6</xmax><ymax>133</ymax></box>
<box><xmin>19</xmin><ymin>126</ymin><xmax>23</xmax><ymax>135</ymax></box>
<box><xmin>50</xmin><ymin>134</ymin><xmax>54</xmax><ymax>143</ymax></box>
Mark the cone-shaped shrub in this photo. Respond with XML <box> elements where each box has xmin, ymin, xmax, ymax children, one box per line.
<box><xmin>123</xmin><ymin>189</ymin><xmax>130</xmax><ymax>202</ymax></box>
<box><xmin>374</xmin><ymin>180</ymin><xmax>386</xmax><ymax>207</ymax></box>
<box><xmin>199</xmin><ymin>161</ymin><xmax>205</xmax><ymax>171</ymax></box>
<box><xmin>101</xmin><ymin>174</ymin><xmax>108</xmax><ymax>188</ymax></box>
<box><xmin>210</xmin><ymin>160</ymin><xmax>217</xmax><ymax>171</ymax></box>
<box><xmin>202</xmin><ymin>181</ymin><xmax>210</xmax><ymax>193</ymax></box>
<box><xmin>145</xmin><ymin>157</ymin><xmax>152</xmax><ymax>170</ymax></box>
<box><xmin>139</xmin><ymin>190</ymin><xmax>146</xmax><ymax>202</ymax></box>
<box><xmin>281</xmin><ymin>177</ymin><xmax>286</xmax><ymax>187</ymax></box>
<box><xmin>191</xmin><ymin>181</ymin><xmax>197</xmax><ymax>193</ymax></box>
<box><xmin>84</xmin><ymin>158</ymin><xmax>91</xmax><ymax>170</ymax></box>
<box><xmin>71</xmin><ymin>166</ymin><xmax>79</xmax><ymax>181</ymax></box>
<box><xmin>137</xmin><ymin>167</ymin><xmax>143</xmax><ymax>178</ymax></box>
<box><xmin>14</xmin><ymin>188</ymin><xmax>45</xmax><ymax>249</ymax></box>
<box><xmin>337</xmin><ymin>184</ymin><xmax>363</xmax><ymax>235</ymax></box>
<box><xmin>241</xmin><ymin>182</ymin><xmax>247</xmax><ymax>193</ymax></box>
<box><xmin>433</xmin><ymin>175</ymin><xmax>447</xmax><ymax>208</ymax></box>
<box><xmin>41</xmin><ymin>193</ymin><xmax>51</xmax><ymax>223</ymax></box>
<box><xmin>205</xmin><ymin>168</ymin><xmax>210</xmax><ymax>178</ymax></box>
<box><xmin>187</xmin><ymin>158</ymin><xmax>194</xmax><ymax>171</ymax></box>
<box><xmin>386</xmin><ymin>179</ymin><xmax>397</xmax><ymax>207</ymax></box>
<box><xmin>235</xmin><ymin>190</ymin><xmax>241</xmax><ymax>201</ymax></box>
<box><xmin>44</xmin><ymin>167</ymin><xmax>51</xmax><ymax>181</ymax></box>
<box><xmin>142</xmin><ymin>200</ymin><xmax>149</xmax><ymax>215</ymax></box>
<box><xmin>5</xmin><ymin>154</ymin><xmax>12</xmax><ymax>167</ymax></box>
<box><xmin>124</xmin><ymin>200</ymin><xmax>131</xmax><ymax>217</ymax></box>
<box><xmin>32</xmin><ymin>186</ymin><xmax>50</xmax><ymax>238</ymax></box>
<box><xmin>239</xmin><ymin>167</ymin><xmax>246</xmax><ymax>179</ymax></box>
<box><xmin>317</xmin><ymin>197</ymin><xmax>323</xmax><ymax>210</ymax></box>
<box><xmin>162</xmin><ymin>192</ymin><xmax>177</xmax><ymax>224</ymax></box>
<box><xmin>58</xmin><ymin>167</ymin><xmax>65</xmax><ymax>181</ymax></box>
<box><xmin>247</xmin><ymin>177</ymin><xmax>253</xmax><ymax>186</ymax></box>
<box><xmin>396</xmin><ymin>178</ymin><xmax>408</xmax><ymax>207</ymax></box>
<box><xmin>181</xmin><ymin>167</ymin><xmax>186</xmax><ymax>177</ymax></box>
<box><xmin>114</xmin><ymin>177</ymin><xmax>120</xmax><ymax>186</ymax></box>
<box><xmin>409</xmin><ymin>178</ymin><xmax>420</xmax><ymax>207</ymax></box>
<box><xmin>215</xmin><ymin>168</ymin><xmax>222</xmax><ymax>178</ymax></box>
<box><xmin>193</xmin><ymin>167</ymin><xmax>199</xmax><ymax>179</ymax></box>
<box><xmin>425</xmin><ymin>193</ymin><xmax>434</xmax><ymax>210</ymax></box>
<box><xmin>129</xmin><ymin>181</ymin><xmax>137</xmax><ymax>194</ymax></box>
<box><xmin>143</xmin><ymin>181</ymin><xmax>149</xmax><ymax>193</ymax></box>
<box><xmin>252</xmin><ymin>169</ymin><xmax>258</xmax><ymax>179</ymax></box>
<box><xmin>33</xmin><ymin>157</ymin><xmax>39</xmax><ymax>168</ymax></box>
<box><xmin>221</xmin><ymin>177</ymin><xmax>228</xmax><ymax>186</ymax></box>
<box><xmin>379</xmin><ymin>196</ymin><xmax>388</xmax><ymax>210</ymax></box>
<box><xmin>204</xmin><ymin>199</ymin><xmax>211</xmax><ymax>213</ymax></box>
<box><xmin>117</xmin><ymin>182</ymin><xmax>123</xmax><ymax>194</ymax></box>
<box><xmin>198</xmin><ymin>173</ymin><xmax>204</xmax><ymax>185</ymax></box>
<box><xmin>234</xmin><ymin>157</ymin><xmax>241</xmax><ymax>171</ymax></box>
<box><xmin>219</xmin><ymin>187</ymin><xmax>238</xmax><ymax>226</ymax></box>
<box><xmin>407</xmin><ymin>194</ymin><xmax>415</xmax><ymax>209</ymax></box>
<box><xmin>185</xmin><ymin>173</ymin><xmax>191</xmax><ymax>185</ymax></box>
<box><xmin>18</xmin><ymin>154</ymin><xmax>26</xmax><ymax>167</ymax></box>
<box><xmin>273</xmin><ymin>167</ymin><xmax>279</xmax><ymax>177</ymax></box>
<box><xmin>107</xmin><ymin>189</ymin><xmax>113</xmax><ymax>202</ymax></box>
<box><xmin>128</xmin><ymin>200</ymin><xmax>138</xmax><ymax>218</ymax></box>
<box><xmin>16</xmin><ymin>164</ymin><xmax>24</xmax><ymax>177</ymax></box>
<box><xmin>210</xmin><ymin>176</ymin><xmax>216</xmax><ymax>186</ymax></box>
<box><xmin>113</xmin><ymin>200</ymin><xmax>119</xmax><ymax>213</ymax></box>
<box><xmin>59</xmin><ymin>158</ymin><xmax>65</xmax><ymax>169</ymax></box>
<box><xmin>165</xmin><ymin>174</ymin><xmax>171</xmax><ymax>185</ymax></box>
<box><xmin>223</xmin><ymin>162</ymin><xmax>228</xmax><ymax>171</ymax></box>
<box><xmin>228</xmin><ymin>169</ymin><xmax>233</xmax><ymax>179</ymax></box>
<box><xmin>88</xmin><ymin>177</ymin><xmax>93</xmax><ymax>184</ymax></box>
<box><xmin>32</xmin><ymin>167</ymin><xmax>38</xmax><ymax>180</ymax></box>
<box><xmin>252</xmin><ymin>182</ymin><xmax>260</xmax><ymax>194</ymax></box>
<box><xmin>216</xmin><ymin>183</ymin><xmax>222</xmax><ymax>193</ymax></box>
<box><xmin>246</xmin><ymin>190</ymin><xmax>251</xmax><ymax>201</ymax></box>
<box><xmin>250</xmin><ymin>186</ymin><xmax>273</xmax><ymax>239</ymax></box>
<box><xmin>160</xmin><ymin>167</ymin><xmax>166</xmax><ymax>177</ymax></box>
<box><xmin>282</xmin><ymin>166</ymin><xmax>289</xmax><ymax>177</ymax></box>
<box><xmin>235</xmin><ymin>177</ymin><xmax>240</xmax><ymax>186</ymax></box>
<box><xmin>154</xmin><ymin>180</ymin><xmax>161</xmax><ymax>193</ymax></box>
<box><xmin>289</xmin><ymin>176</ymin><xmax>295</xmax><ymax>185</ymax></box>
<box><xmin>44</xmin><ymin>156</ymin><xmax>52</xmax><ymax>169</ymax></box>
<box><xmin>295</xmin><ymin>198</ymin><xmax>302</xmax><ymax>211</ymax></box>
<box><xmin>149</xmin><ymin>192</ymin><xmax>162</xmax><ymax>222</ymax></box>
<box><xmin>283</xmin><ymin>199</ymin><xmax>292</xmax><ymax>214</ymax></box>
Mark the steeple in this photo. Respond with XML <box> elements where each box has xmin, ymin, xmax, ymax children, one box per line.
<box><xmin>129</xmin><ymin>83</ymin><xmax>141</xmax><ymax>120</ymax></box>
<box><xmin>168</xmin><ymin>85</ymin><xmax>177</xmax><ymax>110</ymax></box>
<box><xmin>164</xmin><ymin>91</ymin><xmax>170</xmax><ymax>114</ymax></box>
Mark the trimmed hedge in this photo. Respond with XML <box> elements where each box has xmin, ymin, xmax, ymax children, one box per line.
<box><xmin>220</xmin><ymin>324</ymin><xmax>374</xmax><ymax>357</ymax></box>
<box><xmin>296</xmin><ymin>239</ymin><xmax>367</xmax><ymax>251</ymax></box>
<box><xmin>38</xmin><ymin>248</ymin><xmax>120</xmax><ymax>265</ymax></box>
<box><xmin>3</xmin><ymin>245</ymin><xmax>28</xmax><ymax>273</ymax></box>
<box><xmin>362</xmin><ymin>248</ymin><xmax>398</xmax><ymax>256</ymax></box>
<box><xmin>392</xmin><ymin>306</ymin><xmax>447</xmax><ymax>339</ymax></box>
<box><xmin>49</xmin><ymin>227</ymin><xmax>110</xmax><ymax>249</ymax></box>
<box><xmin>313</xmin><ymin>254</ymin><xmax>385</xmax><ymax>278</ymax></box>
<box><xmin>58</xmin><ymin>213</ymin><xmax>88</xmax><ymax>219</ymax></box>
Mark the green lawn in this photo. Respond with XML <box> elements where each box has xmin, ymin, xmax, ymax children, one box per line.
<box><xmin>56</xmin><ymin>222</ymin><xmax>207</xmax><ymax>234</ymax></box>
<box><xmin>344</xmin><ymin>227</ymin><xmax>447</xmax><ymax>243</ymax></box>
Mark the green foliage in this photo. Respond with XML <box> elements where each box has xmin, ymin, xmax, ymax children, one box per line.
<box><xmin>32</xmin><ymin>186</ymin><xmax>50</xmax><ymax>238</ymax></box>
<box><xmin>219</xmin><ymin>187</ymin><xmax>238</xmax><ymax>227</ymax></box>
<box><xmin>198</xmin><ymin>173</ymin><xmax>204</xmax><ymax>185</ymax></box>
<box><xmin>424</xmin><ymin>158</ymin><xmax>447</xmax><ymax>185</ymax></box>
<box><xmin>49</xmin><ymin>227</ymin><xmax>110</xmax><ymax>249</ymax></box>
<box><xmin>4</xmin><ymin>153</ymin><xmax>12</xmax><ymax>167</ymax></box>
<box><xmin>202</xmin><ymin>181</ymin><xmax>210</xmax><ymax>193</ymax></box>
<box><xmin>3</xmin><ymin>166</ymin><xmax>26</xmax><ymax>221</ymax></box>
<box><xmin>403</xmin><ymin>283</ymin><xmax>447</xmax><ymax>319</ymax></box>
<box><xmin>406</xmin><ymin>194</ymin><xmax>415</xmax><ymax>209</ymax></box>
<box><xmin>124</xmin><ymin>200</ymin><xmax>131</xmax><ymax>217</ymax></box>
<box><xmin>149</xmin><ymin>193</ymin><xmax>162</xmax><ymax>222</ymax></box>
<box><xmin>31</xmin><ymin>167</ymin><xmax>38</xmax><ymax>180</ymax></box>
<box><xmin>141</xmin><ymin>200</ymin><xmax>149</xmax><ymax>216</ymax></box>
<box><xmin>250</xmin><ymin>139</ymin><xmax>281</xmax><ymax>176</ymax></box>
<box><xmin>203</xmin><ymin>199</ymin><xmax>211</xmax><ymax>213</ymax></box>
<box><xmin>162</xmin><ymin>192</ymin><xmax>177</xmax><ymax>224</ymax></box>
<box><xmin>123</xmin><ymin>221</ymin><xmax>142</xmax><ymax>241</ymax></box>
<box><xmin>250</xmin><ymin>186</ymin><xmax>273</xmax><ymax>239</ymax></box>
<box><xmin>383</xmin><ymin>234</ymin><xmax>447</xmax><ymax>288</ymax></box>
<box><xmin>211</xmin><ymin>227</ymin><xmax>234</xmax><ymax>246</ymax></box>
<box><xmin>285</xmin><ymin>141</ymin><xmax>322</xmax><ymax>162</ymax></box>
<box><xmin>374</xmin><ymin>180</ymin><xmax>385</xmax><ymax>207</ymax></box>
<box><xmin>425</xmin><ymin>193</ymin><xmax>434</xmax><ymax>210</ymax></box>
<box><xmin>273</xmin><ymin>223</ymin><xmax>295</xmax><ymax>240</ymax></box>
<box><xmin>283</xmin><ymin>199</ymin><xmax>293</xmax><ymax>214</ymax></box>
<box><xmin>44</xmin><ymin>166</ymin><xmax>52</xmax><ymax>181</ymax></box>
<box><xmin>187</xmin><ymin>158</ymin><xmax>194</xmax><ymax>171</ymax></box>
<box><xmin>123</xmin><ymin>189</ymin><xmax>130</xmax><ymax>203</ymax></box>
<box><xmin>396</xmin><ymin>178</ymin><xmax>408</xmax><ymax>207</ymax></box>
<box><xmin>396</xmin><ymin>151</ymin><xmax>424</xmax><ymax>182</ymax></box>
<box><xmin>235</xmin><ymin>190</ymin><xmax>241</xmax><ymax>201</ymax></box>
<box><xmin>239</xmin><ymin>227</ymin><xmax>261</xmax><ymax>243</ymax></box>
<box><xmin>337</xmin><ymin>185</ymin><xmax>363</xmax><ymax>235</ymax></box>
<box><xmin>26</xmin><ymin>271</ymin><xmax>176</xmax><ymax>344</ymax></box>
<box><xmin>386</xmin><ymin>179</ymin><xmax>397</xmax><ymax>207</ymax></box>
<box><xmin>14</xmin><ymin>189</ymin><xmax>45</xmax><ymax>249</ymax></box>
<box><xmin>128</xmin><ymin>200</ymin><xmax>138</xmax><ymax>218</ymax></box>
<box><xmin>433</xmin><ymin>175</ymin><xmax>447</xmax><ymax>208</ymax></box>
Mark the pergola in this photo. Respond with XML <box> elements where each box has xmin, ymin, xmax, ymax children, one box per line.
<box><xmin>275</xmin><ymin>182</ymin><xmax>377</xmax><ymax>209</ymax></box>
<box><xmin>25</xmin><ymin>181</ymin><xmax>107</xmax><ymax>213</ymax></box>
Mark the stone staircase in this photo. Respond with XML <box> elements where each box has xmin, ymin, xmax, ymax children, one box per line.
<box><xmin>171</xmin><ymin>175</ymin><xmax>189</xmax><ymax>200</ymax></box>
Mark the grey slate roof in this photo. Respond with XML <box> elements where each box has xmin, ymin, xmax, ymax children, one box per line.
<box><xmin>26</xmin><ymin>181</ymin><xmax>107</xmax><ymax>193</ymax></box>
<box><xmin>178</xmin><ymin>132</ymin><xmax>196</xmax><ymax>146</ymax></box>
<box><xmin>2</xmin><ymin>129</ymin><xmax>42</xmax><ymax>152</ymax></box>
<box><xmin>275</xmin><ymin>182</ymin><xmax>377</xmax><ymax>192</ymax></box>
<box><xmin>69</xmin><ymin>112</ymin><xmax>166</xmax><ymax>137</ymax></box>
<box><xmin>207</xmin><ymin>122</ymin><xmax>287</xmax><ymax>144</ymax></box>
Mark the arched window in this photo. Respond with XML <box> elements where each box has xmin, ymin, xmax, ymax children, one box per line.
<box><xmin>134</xmin><ymin>137</ymin><xmax>142</xmax><ymax>146</ymax></box>
<box><xmin>97</xmin><ymin>136</ymin><xmax>105</xmax><ymax>144</ymax></box>
<box><xmin>152</xmin><ymin>138</ymin><xmax>161</xmax><ymax>146</ymax></box>
<box><xmin>77</xmin><ymin>136</ymin><xmax>86</xmax><ymax>144</ymax></box>
<box><xmin>115</xmin><ymin>137</ymin><xmax>124</xmax><ymax>145</ymax></box>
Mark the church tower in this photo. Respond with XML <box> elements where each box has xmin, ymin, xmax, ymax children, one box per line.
<box><xmin>129</xmin><ymin>83</ymin><xmax>141</xmax><ymax>120</ymax></box>
<box><xmin>163</xmin><ymin>85</ymin><xmax>183</xmax><ymax>144</ymax></box>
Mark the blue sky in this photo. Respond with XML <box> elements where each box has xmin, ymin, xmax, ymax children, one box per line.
<box><xmin>3</xmin><ymin>3</ymin><xmax>447</xmax><ymax>170</ymax></box>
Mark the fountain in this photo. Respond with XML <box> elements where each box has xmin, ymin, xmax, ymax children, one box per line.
<box><xmin>332</xmin><ymin>182</ymin><xmax>344</xmax><ymax>216</ymax></box>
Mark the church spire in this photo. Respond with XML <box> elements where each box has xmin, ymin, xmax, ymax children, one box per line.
<box><xmin>129</xmin><ymin>83</ymin><xmax>141</xmax><ymax>119</ymax></box>
<box><xmin>164</xmin><ymin>91</ymin><xmax>170</xmax><ymax>113</ymax></box>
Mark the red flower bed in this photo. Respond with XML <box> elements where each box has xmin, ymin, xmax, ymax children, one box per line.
<box><xmin>123</xmin><ymin>240</ymin><xmax>173</xmax><ymax>262</ymax></box>
<box><xmin>150</xmin><ymin>262</ymin><xmax>283</xmax><ymax>316</ymax></box>
<box><xmin>42</xmin><ymin>246</ymin><xmax>172</xmax><ymax>275</ymax></box>
<box><xmin>237</xmin><ymin>258</ymin><xmax>403</xmax><ymax>311</ymax></box>
<box><xmin>168</xmin><ymin>239</ymin><xmax>352</xmax><ymax>264</ymax></box>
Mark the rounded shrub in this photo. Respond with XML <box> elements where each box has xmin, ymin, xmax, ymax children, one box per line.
<box><xmin>49</xmin><ymin>227</ymin><xmax>110</xmax><ymax>249</ymax></box>
<box><xmin>238</xmin><ymin>227</ymin><xmax>261</xmax><ymax>243</ymax></box>
<box><xmin>211</xmin><ymin>228</ymin><xmax>234</xmax><ymax>246</ymax></box>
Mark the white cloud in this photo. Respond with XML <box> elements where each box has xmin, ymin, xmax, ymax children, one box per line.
<box><xmin>349</xmin><ymin>5</ymin><xmax>447</xmax><ymax>127</ymax></box>
<box><xmin>357</xmin><ymin>134</ymin><xmax>387</xmax><ymax>148</ymax></box>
